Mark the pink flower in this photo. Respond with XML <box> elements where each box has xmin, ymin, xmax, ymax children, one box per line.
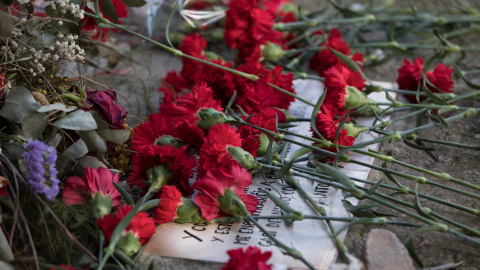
<box><xmin>62</xmin><ymin>167</ymin><xmax>121</xmax><ymax>207</ymax></box>
<box><xmin>193</xmin><ymin>164</ymin><xmax>258</xmax><ymax>222</ymax></box>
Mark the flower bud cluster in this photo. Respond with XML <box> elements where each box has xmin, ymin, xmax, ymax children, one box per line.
<box><xmin>50</xmin><ymin>0</ymin><xmax>85</xmax><ymax>19</ymax></box>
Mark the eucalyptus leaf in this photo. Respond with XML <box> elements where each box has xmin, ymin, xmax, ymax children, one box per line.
<box><xmin>3</xmin><ymin>141</ymin><xmax>24</xmax><ymax>161</ymax></box>
<box><xmin>0</xmin><ymin>10</ymin><xmax>18</xmax><ymax>40</ymax></box>
<box><xmin>73</xmin><ymin>156</ymin><xmax>107</xmax><ymax>175</ymax></box>
<box><xmin>54</xmin><ymin>110</ymin><xmax>98</xmax><ymax>131</ymax></box>
<box><xmin>90</xmin><ymin>111</ymin><xmax>110</xmax><ymax>130</ymax></box>
<box><xmin>22</xmin><ymin>112</ymin><xmax>48</xmax><ymax>140</ymax></box>
<box><xmin>63</xmin><ymin>139</ymin><xmax>89</xmax><ymax>160</ymax></box>
<box><xmin>97</xmin><ymin>129</ymin><xmax>131</xmax><ymax>145</ymax></box>
<box><xmin>78</xmin><ymin>130</ymin><xmax>107</xmax><ymax>156</ymax></box>
<box><xmin>0</xmin><ymin>86</ymin><xmax>41</xmax><ymax>123</ymax></box>
<box><xmin>37</xmin><ymin>103</ymin><xmax>68</xmax><ymax>113</ymax></box>
<box><xmin>17</xmin><ymin>0</ymin><xmax>30</xmax><ymax>4</ymax></box>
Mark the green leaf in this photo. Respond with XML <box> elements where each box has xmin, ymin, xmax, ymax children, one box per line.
<box><xmin>90</xmin><ymin>111</ymin><xmax>110</xmax><ymax>130</ymax></box>
<box><xmin>113</xmin><ymin>181</ymin><xmax>134</xmax><ymax>206</ymax></box>
<box><xmin>3</xmin><ymin>140</ymin><xmax>24</xmax><ymax>161</ymax></box>
<box><xmin>97</xmin><ymin>129</ymin><xmax>131</xmax><ymax>145</ymax></box>
<box><xmin>0</xmin><ymin>86</ymin><xmax>41</xmax><ymax>123</ymax></box>
<box><xmin>73</xmin><ymin>156</ymin><xmax>107</xmax><ymax>175</ymax></box>
<box><xmin>54</xmin><ymin>110</ymin><xmax>98</xmax><ymax>131</ymax></box>
<box><xmin>78</xmin><ymin>130</ymin><xmax>107</xmax><ymax>156</ymax></box>
<box><xmin>311</xmin><ymin>90</ymin><xmax>327</xmax><ymax>140</ymax></box>
<box><xmin>342</xmin><ymin>200</ymin><xmax>378</xmax><ymax>218</ymax></box>
<box><xmin>315</xmin><ymin>163</ymin><xmax>362</xmax><ymax>196</ymax></box>
<box><xmin>329</xmin><ymin>47</ymin><xmax>365</xmax><ymax>78</ymax></box>
<box><xmin>0</xmin><ymin>10</ymin><xmax>18</xmax><ymax>40</ymax></box>
<box><xmin>413</xmin><ymin>184</ymin><xmax>435</xmax><ymax>221</ymax></box>
<box><xmin>22</xmin><ymin>112</ymin><xmax>48</xmax><ymax>140</ymax></box>
<box><xmin>138</xmin><ymin>199</ymin><xmax>160</xmax><ymax>211</ymax></box>
<box><xmin>63</xmin><ymin>139</ymin><xmax>89</xmax><ymax>160</ymax></box>
<box><xmin>101</xmin><ymin>0</ymin><xmax>119</xmax><ymax>23</ymax></box>
<box><xmin>120</xmin><ymin>0</ymin><xmax>146</xmax><ymax>7</ymax></box>
<box><xmin>37</xmin><ymin>103</ymin><xmax>77</xmax><ymax>113</ymax></box>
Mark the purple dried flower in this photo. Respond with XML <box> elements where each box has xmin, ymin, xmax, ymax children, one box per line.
<box><xmin>22</xmin><ymin>139</ymin><xmax>59</xmax><ymax>201</ymax></box>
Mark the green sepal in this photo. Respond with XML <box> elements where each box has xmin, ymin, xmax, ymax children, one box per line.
<box><xmin>227</xmin><ymin>146</ymin><xmax>262</xmax><ymax>172</ymax></box>
<box><xmin>145</xmin><ymin>164</ymin><xmax>173</xmax><ymax>192</ymax></box>
<box><xmin>155</xmin><ymin>135</ymin><xmax>186</xmax><ymax>148</ymax></box>
<box><xmin>196</xmin><ymin>108</ymin><xmax>229</xmax><ymax>130</ymax></box>
<box><xmin>174</xmin><ymin>198</ymin><xmax>207</xmax><ymax>224</ymax></box>
<box><xmin>92</xmin><ymin>192</ymin><xmax>113</xmax><ymax>217</ymax></box>
<box><xmin>217</xmin><ymin>189</ymin><xmax>250</xmax><ymax>220</ymax></box>
<box><xmin>344</xmin><ymin>86</ymin><xmax>369</xmax><ymax>110</ymax></box>
<box><xmin>117</xmin><ymin>231</ymin><xmax>141</xmax><ymax>257</ymax></box>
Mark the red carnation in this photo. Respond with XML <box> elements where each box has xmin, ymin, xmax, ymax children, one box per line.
<box><xmin>222</xmin><ymin>246</ymin><xmax>272</xmax><ymax>270</ymax></box>
<box><xmin>309</xmin><ymin>28</ymin><xmax>364</xmax><ymax>77</ymax></box>
<box><xmin>129</xmin><ymin>144</ymin><xmax>197</xmax><ymax>196</ymax></box>
<box><xmin>131</xmin><ymin>113</ymin><xmax>176</xmax><ymax>152</ymax></box>
<box><xmin>193</xmin><ymin>164</ymin><xmax>259</xmax><ymax>222</ymax></box>
<box><xmin>312</xmin><ymin>103</ymin><xmax>355</xmax><ymax>163</ymax></box>
<box><xmin>397</xmin><ymin>57</ymin><xmax>454</xmax><ymax>103</ymax></box>
<box><xmin>153</xmin><ymin>185</ymin><xmax>183</xmax><ymax>224</ymax></box>
<box><xmin>160</xmin><ymin>82</ymin><xmax>225</xmax><ymax>146</ymax></box>
<box><xmin>323</xmin><ymin>64</ymin><xmax>366</xmax><ymax>110</ymax></box>
<box><xmin>199</xmin><ymin>124</ymin><xmax>243</xmax><ymax>175</ymax></box>
<box><xmin>63</xmin><ymin>167</ymin><xmax>121</xmax><ymax>208</ymax></box>
<box><xmin>96</xmin><ymin>205</ymin><xmax>156</xmax><ymax>247</ymax></box>
<box><xmin>238</xmin><ymin>107</ymin><xmax>278</xmax><ymax>157</ymax></box>
<box><xmin>224</xmin><ymin>0</ymin><xmax>283</xmax><ymax>62</ymax></box>
<box><xmin>235</xmin><ymin>63</ymin><xmax>295</xmax><ymax>114</ymax></box>
<box><xmin>263</xmin><ymin>0</ymin><xmax>297</xmax><ymax>23</ymax></box>
<box><xmin>82</xmin><ymin>0</ymin><xmax>128</xmax><ymax>40</ymax></box>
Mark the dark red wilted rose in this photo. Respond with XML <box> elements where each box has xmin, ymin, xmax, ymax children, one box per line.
<box><xmin>84</xmin><ymin>89</ymin><xmax>128</xmax><ymax>130</ymax></box>
<box><xmin>222</xmin><ymin>246</ymin><xmax>272</xmax><ymax>270</ymax></box>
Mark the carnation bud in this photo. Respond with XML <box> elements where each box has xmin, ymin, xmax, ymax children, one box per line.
<box><xmin>353</xmin><ymin>99</ymin><xmax>384</xmax><ymax>116</ymax></box>
<box><xmin>145</xmin><ymin>164</ymin><xmax>173</xmax><ymax>192</ymax></box>
<box><xmin>256</xmin><ymin>133</ymin><xmax>277</xmax><ymax>157</ymax></box>
<box><xmin>261</xmin><ymin>42</ymin><xmax>285</xmax><ymax>62</ymax></box>
<box><xmin>174</xmin><ymin>198</ymin><xmax>207</xmax><ymax>224</ymax></box>
<box><xmin>92</xmin><ymin>192</ymin><xmax>113</xmax><ymax>217</ymax></box>
<box><xmin>117</xmin><ymin>231</ymin><xmax>142</xmax><ymax>257</ymax></box>
<box><xmin>154</xmin><ymin>135</ymin><xmax>185</xmax><ymax>148</ymax></box>
<box><xmin>344</xmin><ymin>86</ymin><xmax>369</xmax><ymax>110</ymax></box>
<box><xmin>197</xmin><ymin>108</ymin><xmax>228</xmax><ymax>130</ymax></box>
<box><xmin>227</xmin><ymin>146</ymin><xmax>261</xmax><ymax>172</ymax></box>
<box><xmin>342</xmin><ymin>123</ymin><xmax>363</xmax><ymax>138</ymax></box>
<box><xmin>217</xmin><ymin>189</ymin><xmax>250</xmax><ymax>220</ymax></box>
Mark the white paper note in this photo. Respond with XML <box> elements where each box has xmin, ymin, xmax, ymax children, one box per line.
<box><xmin>144</xmin><ymin>80</ymin><xmax>396</xmax><ymax>269</ymax></box>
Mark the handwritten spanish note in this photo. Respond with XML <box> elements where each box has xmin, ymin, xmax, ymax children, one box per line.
<box><xmin>144</xmin><ymin>80</ymin><xmax>396</xmax><ymax>269</ymax></box>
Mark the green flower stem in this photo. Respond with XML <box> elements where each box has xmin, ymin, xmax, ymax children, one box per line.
<box><xmin>423</xmin><ymin>24</ymin><xmax>480</xmax><ymax>44</ymax></box>
<box><xmin>448</xmin><ymin>90</ymin><xmax>480</xmax><ymax>103</ymax></box>
<box><xmin>260</xmin><ymin>164</ymin><xmax>436</xmax><ymax>225</ymax></box>
<box><xmin>365</xmin><ymin>108</ymin><xmax>428</xmax><ymax>131</ymax></box>
<box><xmin>371</xmin><ymin>102</ymin><xmax>466</xmax><ymax>110</ymax></box>
<box><xmin>285</xmin><ymin>176</ymin><xmax>349</xmax><ymax>261</ymax></box>
<box><xmin>354</xmin><ymin>149</ymin><xmax>480</xmax><ymax>192</ymax></box>
<box><xmin>273</xmin><ymin>15</ymin><xmax>376</xmax><ymax>30</ymax></box>
<box><xmin>406</xmin><ymin>135</ymin><xmax>480</xmax><ymax>151</ymax></box>
<box><xmin>83</xmin><ymin>12</ymin><xmax>315</xmax><ymax>108</ymax></box>
<box><xmin>287</xmin><ymin>164</ymin><xmax>480</xmax><ymax>236</ymax></box>
<box><xmin>246</xmin><ymin>215</ymin><xmax>315</xmax><ymax>270</ymax></box>
<box><xmin>351</xmin><ymin>42</ymin><xmax>480</xmax><ymax>52</ymax></box>
<box><xmin>98</xmin><ymin>188</ymin><xmax>154</xmax><ymax>270</ymax></box>
<box><xmin>262</xmin><ymin>164</ymin><xmax>480</xmax><ymax>242</ymax></box>
<box><xmin>399</xmin><ymin>109</ymin><xmax>476</xmax><ymax>136</ymax></box>
<box><xmin>253</xmin><ymin>215</ymin><xmax>421</xmax><ymax>227</ymax></box>
<box><xmin>374</xmin><ymin>14</ymin><xmax>480</xmax><ymax>23</ymax></box>
<box><xmin>343</xmin><ymin>176</ymin><xmax>480</xmax><ymax>216</ymax></box>
<box><xmin>243</xmin><ymin>120</ymin><xmax>480</xmax><ymax>199</ymax></box>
